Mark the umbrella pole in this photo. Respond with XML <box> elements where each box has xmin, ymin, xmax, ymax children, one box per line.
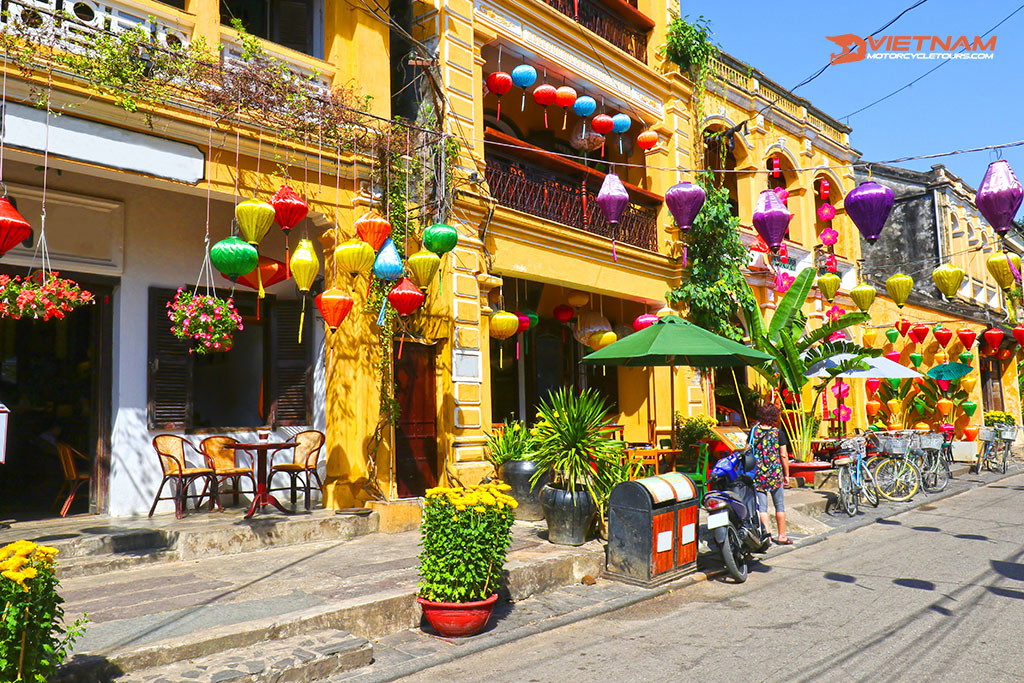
<box><xmin>650</xmin><ymin>369</ymin><xmax>657</xmax><ymax>445</ymax></box>
<box><xmin>731</xmin><ymin>368</ymin><xmax>748</xmax><ymax>427</ymax></box>
<box><xmin>670</xmin><ymin>364</ymin><xmax>676</xmax><ymax>448</ymax></box>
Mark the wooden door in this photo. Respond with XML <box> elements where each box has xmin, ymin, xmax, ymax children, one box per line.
<box><xmin>394</xmin><ymin>343</ymin><xmax>438</xmax><ymax>498</ymax></box>
<box><xmin>981</xmin><ymin>357</ymin><xmax>1005</xmax><ymax>412</ymax></box>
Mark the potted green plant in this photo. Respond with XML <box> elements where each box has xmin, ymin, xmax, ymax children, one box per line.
<box><xmin>674</xmin><ymin>413</ymin><xmax>717</xmax><ymax>450</ymax></box>
<box><xmin>417</xmin><ymin>483</ymin><xmax>517</xmax><ymax>637</ymax></box>
<box><xmin>530</xmin><ymin>388</ymin><xmax>625</xmax><ymax>546</ymax></box>
<box><xmin>486</xmin><ymin>420</ymin><xmax>550</xmax><ymax>521</ymax></box>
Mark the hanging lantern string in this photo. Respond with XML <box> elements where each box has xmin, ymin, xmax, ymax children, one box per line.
<box><xmin>405</xmin><ymin>127</ymin><xmax>411</xmax><ymax>260</ymax></box>
<box><xmin>33</xmin><ymin>72</ymin><xmax>54</xmax><ymax>279</ymax></box>
<box><xmin>254</xmin><ymin>128</ymin><xmax>262</xmax><ymax>197</ymax></box>
<box><xmin>193</xmin><ymin>121</ymin><xmax>219</xmax><ymax>300</ymax></box>
<box><xmin>315</xmin><ymin>124</ymin><xmax>323</xmax><ymax>214</ymax></box>
<box><xmin>858</xmin><ymin>243</ymin><xmax>996</xmax><ymax>273</ymax></box>
<box><xmin>0</xmin><ymin>43</ymin><xmax>8</xmax><ymax>195</ymax></box>
<box><xmin>233</xmin><ymin>120</ymin><xmax>241</xmax><ymax>205</ymax></box>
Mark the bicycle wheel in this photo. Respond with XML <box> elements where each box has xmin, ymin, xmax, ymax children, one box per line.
<box><xmin>861</xmin><ymin>464</ymin><xmax>880</xmax><ymax>507</ymax></box>
<box><xmin>875</xmin><ymin>458</ymin><xmax>920</xmax><ymax>502</ymax></box>
<box><xmin>837</xmin><ymin>465</ymin><xmax>857</xmax><ymax>517</ymax></box>
<box><xmin>920</xmin><ymin>451</ymin><xmax>949</xmax><ymax>493</ymax></box>
<box><xmin>1001</xmin><ymin>442</ymin><xmax>1010</xmax><ymax>474</ymax></box>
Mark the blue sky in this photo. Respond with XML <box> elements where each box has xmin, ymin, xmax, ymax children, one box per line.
<box><xmin>695</xmin><ymin>0</ymin><xmax>1022</xmax><ymax>198</ymax></box>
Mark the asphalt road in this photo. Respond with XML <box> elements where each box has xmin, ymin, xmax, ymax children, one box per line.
<box><xmin>404</xmin><ymin>473</ymin><xmax>1024</xmax><ymax>683</ymax></box>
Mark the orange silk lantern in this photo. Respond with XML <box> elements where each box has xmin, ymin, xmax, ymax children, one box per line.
<box><xmin>554</xmin><ymin>86</ymin><xmax>576</xmax><ymax>129</ymax></box>
<box><xmin>866</xmin><ymin>399</ymin><xmax>882</xmax><ymax>417</ymax></box>
<box><xmin>233</xmin><ymin>255</ymin><xmax>288</xmax><ymax>291</ymax></box>
<box><xmin>315</xmin><ymin>288</ymin><xmax>354</xmax><ymax>331</ymax></box>
<box><xmin>637</xmin><ymin>130</ymin><xmax>658</xmax><ymax>151</ymax></box>
<box><xmin>936</xmin><ymin>398</ymin><xmax>953</xmax><ymax>416</ymax></box>
<box><xmin>355</xmin><ymin>210</ymin><xmax>392</xmax><ymax>251</ymax></box>
<box><xmin>963</xmin><ymin>425</ymin><xmax>979</xmax><ymax>442</ymax></box>
<box><xmin>863</xmin><ymin>328</ymin><xmax>878</xmax><ymax>347</ymax></box>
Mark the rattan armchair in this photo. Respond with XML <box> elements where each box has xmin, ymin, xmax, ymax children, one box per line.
<box><xmin>200</xmin><ymin>436</ymin><xmax>257</xmax><ymax>507</ymax></box>
<box><xmin>268</xmin><ymin>430</ymin><xmax>325</xmax><ymax>510</ymax></box>
<box><xmin>149</xmin><ymin>435</ymin><xmax>219</xmax><ymax>519</ymax></box>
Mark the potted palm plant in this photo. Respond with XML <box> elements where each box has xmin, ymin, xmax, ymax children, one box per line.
<box><xmin>530</xmin><ymin>388</ymin><xmax>625</xmax><ymax>546</ymax></box>
<box><xmin>486</xmin><ymin>420</ymin><xmax>550</xmax><ymax>521</ymax></box>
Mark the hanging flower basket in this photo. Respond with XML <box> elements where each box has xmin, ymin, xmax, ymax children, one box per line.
<box><xmin>0</xmin><ymin>272</ymin><xmax>93</xmax><ymax>320</ymax></box>
<box><xmin>166</xmin><ymin>288</ymin><xmax>243</xmax><ymax>354</ymax></box>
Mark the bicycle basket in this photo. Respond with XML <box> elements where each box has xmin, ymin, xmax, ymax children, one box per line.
<box><xmin>999</xmin><ymin>426</ymin><xmax>1017</xmax><ymax>440</ymax></box>
<box><xmin>876</xmin><ymin>434</ymin><xmax>911</xmax><ymax>455</ymax></box>
<box><xmin>918</xmin><ymin>433</ymin><xmax>944</xmax><ymax>450</ymax></box>
<box><xmin>978</xmin><ymin>427</ymin><xmax>997</xmax><ymax>442</ymax></box>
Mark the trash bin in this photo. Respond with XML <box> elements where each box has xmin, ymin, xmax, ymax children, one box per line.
<box><xmin>605</xmin><ymin>472</ymin><xmax>698</xmax><ymax>587</ymax></box>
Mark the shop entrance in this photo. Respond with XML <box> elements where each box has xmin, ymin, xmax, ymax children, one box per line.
<box><xmin>393</xmin><ymin>342</ymin><xmax>438</xmax><ymax>498</ymax></box>
<box><xmin>0</xmin><ymin>273</ymin><xmax>113</xmax><ymax>519</ymax></box>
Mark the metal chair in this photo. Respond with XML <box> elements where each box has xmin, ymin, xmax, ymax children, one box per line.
<box><xmin>676</xmin><ymin>442</ymin><xmax>709</xmax><ymax>501</ymax></box>
<box><xmin>268</xmin><ymin>430</ymin><xmax>325</xmax><ymax>510</ymax></box>
<box><xmin>55</xmin><ymin>443</ymin><xmax>90</xmax><ymax>517</ymax></box>
<box><xmin>149</xmin><ymin>435</ymin><xmax>219</xmax><ymax>519</ymax></box>
<box><xmin>200</xmin><ymin>436</ymin><xmax>257</xmax><ymax>507</ymax></box>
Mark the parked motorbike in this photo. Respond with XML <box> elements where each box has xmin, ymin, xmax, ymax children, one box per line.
<box><xmin>703</xmin><ymin>450</ymin><xmax>771</xmax><ymax>582</ymax></box>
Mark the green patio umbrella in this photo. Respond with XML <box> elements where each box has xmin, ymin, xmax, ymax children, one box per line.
<box><xmin>926</xmin><ymin>362</ymin><xmax>973</xmax><ymax>381</ymax></box>
<box><xmin>582</xmin><ymin>316</ymin><xmax>772</xmax><ymax>443</ymax></box>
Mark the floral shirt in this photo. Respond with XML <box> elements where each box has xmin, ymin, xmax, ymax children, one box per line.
<box><xmin>750</xmin><ymin>424</ymin><xmax>783</xmax><ymax>492</ymax></box>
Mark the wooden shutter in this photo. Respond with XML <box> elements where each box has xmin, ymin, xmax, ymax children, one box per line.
<box><xmin>148</xmin><ymin>288</ymin><xmax>193</xmax><ymax>429</ymax></box>
<box><xmin>269</xmin><ymin>299</ymin><xmax>311</xmax><ymax>426</ymax></box>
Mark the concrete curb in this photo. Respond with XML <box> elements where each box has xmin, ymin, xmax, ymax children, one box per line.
<box><xmin>357</xmin><ymin>466</ymin><xmax>1022</xmax><ymax>682</ymax></box>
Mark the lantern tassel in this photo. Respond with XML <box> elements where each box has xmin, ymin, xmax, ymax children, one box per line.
<box><xmin>543</xmin><ymin>107</ymin><xmax>548</xmax><ymax>129</ymax></box>
<box><xmin>398</xmin><ymin>334</ymin><xmax>405</xmax><ymax>359</ymax></box>
<box><xmin>496</xmin><ymin>99</ymin><xmax>501</xmax><ymax>122</ymax></box>
<box><xmin>521</xmin><ymin>91</ymin><xmax>526</xmax><ymax>111</ymax></box>
<box><xmin>284</xmin><ymin>234</ymin><xmax>291</xmax><ymax>280</ymax></box>
<box><xmin>298</xmin><ymin>298</ymin><xmax>305</xmax><ymax>344</ymax></box>
<box><xmin>257</xmin><ymin>264</ymin><xmax>265</xmax><ymax>299</ymax></box>
<box><xmin>612</xmin><ymin>239</ymin><xmax>617</xmax><ymax>262</ymax></box>
<box><xmin>376</xmin><ymin>297</ymin><xmax>387</xmax><ymax>327</ymax></box>
<box><xmin>516</xmin><ymin>338</ymin><xmax>520</xmax><ymax>360</ymax></box>
<box><xmin>682</xmin><ymin>245</ymin><xmax>688</xmax><ymax>267</ymax></box>
<box><xmin>562</xmin><ymin>109</ymin><xmax>568</xmax><ymax>130</ymax></box>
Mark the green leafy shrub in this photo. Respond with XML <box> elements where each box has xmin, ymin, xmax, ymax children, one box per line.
<box><xmin>1</xmin><ymin>541</ymin><xmax>87</xmax><ymax>682</ymax></box>
<box><xmin>418</xmin><ymin>483</ymin><xmax>517</xmax><ymax>603</ymax></box>
<box><xmin>485</xmin><ymin>420</ymin><xmax>534</xmax><ymax>469</ymax></box>
<box><xmin>674</xmin><ymin>413</ymin><xmax>717</xmax><ymax>449</ymax></box>
<box><xmin>662</xmin><ymin>15</ymin><xmax>718</xmax><ymax>72</ymax></box>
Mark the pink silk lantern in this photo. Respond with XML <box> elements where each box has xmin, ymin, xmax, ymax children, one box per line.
<box><xmin>866</xmin><ymin>378</ymin><xmax>881</xmax><ymax>395</ymax></box>
<box><xmin>633</xmin><ymin>313</ymin><xmax>658</xmax><ymax>331</ymax></box>
<box><xmin>885</xmin><ymin>350</ymin><xmax>902</xmax><ymax>363</ymax></box>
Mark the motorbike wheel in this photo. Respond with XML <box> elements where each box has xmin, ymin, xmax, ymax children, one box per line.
<box><xmin>721</xmin><ymin>526</ymin><xmax>749</xmax><ymax>583</ymax></box>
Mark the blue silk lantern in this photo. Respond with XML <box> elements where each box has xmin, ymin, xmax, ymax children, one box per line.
<box><xmin>573</xmin><ymin>96</ymin><xmax>597</xmax><ymax>136</ymax></box>
<box><xmin>510</xmin><ymin>64</ymin><xmax>537</xmax><ymax>111</ymax></box>
<box><xmin>611</xmin><ymin>113</ymin><xmax>631</xmax><ymax>155</ymax></box>
<box><xmin>373</xmin><ymin>239</ymin><xmax>404</xmax><ymax>281</ymax></box>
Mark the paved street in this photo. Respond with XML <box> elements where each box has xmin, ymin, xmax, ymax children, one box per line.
<box><xmin>401</xmin><ymin>473</ymin><xmax>1024</xmax><ymax>683</ymax></box>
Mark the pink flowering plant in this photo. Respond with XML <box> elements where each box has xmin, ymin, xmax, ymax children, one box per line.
<box><xmin>0</xmin><ymin>272</ymin><xmax>93</xmax><ymax>321</ymax></box>
<box><xmin>166</xmin><ymin>288</ymin><xmax>243</xmax><ymax>353</ymax></box>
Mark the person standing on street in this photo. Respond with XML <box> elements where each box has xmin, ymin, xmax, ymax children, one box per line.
<box><xmin>750</xmin><ymin>404</ymin><xmax>792</xmax><ymax>545</ymax></box>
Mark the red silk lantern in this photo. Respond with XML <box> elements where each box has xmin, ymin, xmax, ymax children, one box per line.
<box><xmin>633</xmin><ymin>313</ymin><xmax>658</xmax><ymax>331</ymax></box>
<box><xmin>983</xmin><ymin>345</ymin><xmax>998</xmax><ymax>357</ymax></box>
<box><xmin>553</xmin><ymin>304</ymin><xmax>574</xmax><ymax>322</ymax></box>
<box><xmin>998</xmin><ymin>348</ymin><xmax>1013</xmax><ymax>360</ymax></box>
<box><xmin>772</xmin><ymin>157</ymin><xmax>781</xmax><ymax>178</ymax></box>
<box><xmin>533</xmin><ymin>84</ymin><xmax>557</xmax><ymax>127</ymax></box>
<box><xmin>1014</xmin><ymin>325</ymin><xmax>1024</xmax><ymax>347</ymax></box>
<box><xmin>486</xmin><ymin>72</ymin><xmax>513</xmax><ymax>120</ymax></box>
<box><xmin>0</xmin><ymin>197</ymin><xmax>31</xmax><ymax>256</ymax></box>
<box><xmin>957</xmin><ymin>328</ymin><xmax>977</xmax><ymax>349</ymax></box>
<box><xmin>271</xmin><ymin>185</ymin><xmax>308</xmax><ymax>233</ymax></box>
<box><xmin>885</xmin><ymin>350</ymin><xmax>902</xmax><ymax>363</ymax></box>
<box><xmin>984</xmin><ymin>328</ymin><xmax>1005</xmax><ymax>348</ymax></box>
<box><xmin>315</xmin><ymin>288</ymin><xmax>354</xmax><ymax>331</ymax></box>
<box><xmin>355</xmin><ymin>210</ymin><xmax>391</xmax><ymax>251</ymax></box>
<box><xmin>388</xmin><ymin>277</ymin><xmax>425</xmax><ymax>317</ymax></box>
<box><xmin>909</xmin><ymin>324</ymin><xmax>929</xmax><ymax>344</ymax></box>
<box><xmin>866</xmin><ymin>378</ymin><xmax>881</xmax><ymax>396</ymax></box>
<box><xmin>516</xmin><ymin>312</ymin><xmax>531</xmax><ymax>333</ymax></box>
<box><xmin>233</xmin><ymin>255</ymin><xmax>288</xmax><ymax>291</ymax></box>
<box><xmin>637</xmin><ymin>130</ymin><xmax>658</xmax><ymax>150</ymax></box>
<box><xmin>819</xmin><ymin>179</ymin><xmax>830</xmax><ymax>200</ymax></box>
<box><xmin>896</xmin><ymin>318</ymin><xmax>912</xmax><ymax>337</ymax></box>
<box><xmin>933</xmin><ymin>327</ymin><xmax>953</xmax><ymax>348</ymax></box>
<box><xmin>591</xmin><ymin>114</ymin><xmax>614</xmax><ymax>135</ymax></box>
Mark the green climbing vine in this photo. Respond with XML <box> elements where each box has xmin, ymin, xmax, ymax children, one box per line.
<box><xmin>660</xmin><ymin>14</ymin><xmax>718</xmax><ymax>165</ymax></box>
<box><xmin>666</xmin><ymin>172</ymin><xmax>753</xmax><ymax>341</ymax></box>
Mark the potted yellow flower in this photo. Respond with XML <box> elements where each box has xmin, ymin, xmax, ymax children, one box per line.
<box><xmin>1</xmin><ymin>540</ymin><xmax>87</xmax><ymax>682</ymax></box>
<box><xmin>417</xmin><ymin>483</ymin><xmax>517</xmax><ymax>637</ymax></box>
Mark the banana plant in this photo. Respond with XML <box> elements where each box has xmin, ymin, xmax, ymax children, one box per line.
<box><xmin>740</xmin><ymin>268</ymin><xmax>880</xmax><ymax>460</ymax></box>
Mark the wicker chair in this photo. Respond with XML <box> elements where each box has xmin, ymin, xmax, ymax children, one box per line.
<box><xmin>268</xmin><ymin>430</ymin><xmax>325</xmax><ymax>510</ymax></box>
<box><xmin>200</xmin><ymin>436</ymin><xmax>257</xmax><ymax>507</ymax></box>
<box><xmin>149</xmin><ymin>435</ymin><xmax>219</xmax><ymax>519</ymax></box>
<box><xmin>55</xmin><ymin>443</ymin><xmax>90</xmax><ymax>517</ymax></box>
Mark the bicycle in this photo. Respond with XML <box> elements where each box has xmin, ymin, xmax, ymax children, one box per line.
<box><xmin>833</xmin><ymin>436</ymin><xmax>879</xmax><ymax>517</ymax></box>
<box><xmin>973</xmin><ymin>427</ymin><xmax>1008</xmax><ymax>474</ymax></box>
<box><xmin>868</xmin><ymin>431</ymin><xmax>921</xmax><ymax>502</ymax></box>
<box><xmin>915</xmin><ymin>432</ymin><xmax>950</xmax><ymax>494</ymax></box>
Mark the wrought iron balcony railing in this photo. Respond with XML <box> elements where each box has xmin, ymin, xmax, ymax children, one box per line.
<box><xmin>485</xmin><ymin>155</ymin><xmax>659</xmax><ymax>252</ymax></box>
<box><xmin>539</xmin><ymin>0</ymin><xmax>650</xmax><ymax>64</ymax></box>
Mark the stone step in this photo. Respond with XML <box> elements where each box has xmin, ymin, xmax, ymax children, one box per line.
<box><xmin>44</xmin><ymin>511</ymin><xmax>379</xmax><ymax>578</ymax></box>
<box><xmin>58</xmin><ymin>630</ymin><xmax>373</xmax><ymax>683</ymax></box>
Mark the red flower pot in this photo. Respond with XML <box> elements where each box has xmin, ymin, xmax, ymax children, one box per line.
<box><xmin>418</xmin><ymin>594</ymin><xmax>498</xmax><ymax>637</ymax></box>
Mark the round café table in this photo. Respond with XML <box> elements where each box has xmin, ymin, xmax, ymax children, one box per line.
<box><xmin>226</xmin><ymin>441</ymin><xmax>298</xmax><ymax>518</ymax></box>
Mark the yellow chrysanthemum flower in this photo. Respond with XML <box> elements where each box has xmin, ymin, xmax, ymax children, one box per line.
<box><xmin>474</xmin><ymin>506</ymin><xmax>485</xmax><ymax>513</ymax></box>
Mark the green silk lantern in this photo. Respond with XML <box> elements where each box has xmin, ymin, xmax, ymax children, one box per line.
<box><xmin>909</xmin><ymin>352</ymin><xmax>923</xmax><ymax>368</ymax></box>
<box><xmin>887</xmin><ymin>378</ymin><xmax>902</xmax><ymax>391</ymax></box>
<box><xmin>235</xmin><ymin>198</ymin><xmax>276</xmax><ymax>246</ymax></box>
<box><xmin>423</xmin><ymin>222</ymin><xmax>459</xmax><ymax>255</ymax></box>
<box><xmin>211</xmin><ymin>236</ymin><xmax>258</xmax><ymax>281</ymax></box>
<box><xmin>885</xmin><ymin>328</ymin><xmax>899</xmax><ymax>344</ymax></box>
<box><xmin>961</xmin><ymin>400</ymin><xmax>978</xmax><ymax>417</ymax></box>
<box><xmin>959</xmin><ymin>351</ymin><xmax>974</xmax><ymax>364</ymax></box>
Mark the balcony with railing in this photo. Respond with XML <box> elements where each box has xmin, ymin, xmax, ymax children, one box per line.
<box><xmin>538</xmin><ymin>0</ymin><xmax>652</xmax><ymax>64</ymax></box>
<box><xmin>484</xmin><ymin>128</ymin><xmax>660</xmax><ymax>252</ymax></box>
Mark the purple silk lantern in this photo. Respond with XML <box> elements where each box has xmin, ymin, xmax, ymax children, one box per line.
<box><xmin>845</xmin><ymin>181</ymin><xmax>894</xmax><ymax>243</ymax></box>
<box><xmin>665</xmin><ymin>181</ymin><xmax>705</xmax><ymax>231</ymax></box>
<box><xmin>976</xmin><ymin>160</ymin><xmax>1023</xmax><ymax>234</ymax></box>
<box><xmin>752</xmin><ymin>189</ymin><xmax>791</xmax><ymax>252</ymax></box>
<box><xmin>598</xmin><ymin>173</ymin><xmax>629</xmax><ymax>262</ymax></box>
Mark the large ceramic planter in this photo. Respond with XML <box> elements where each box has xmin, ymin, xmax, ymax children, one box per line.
<box><xmin>500</xmin><ymin>459</ymin><xmax>550</xmax><ymax>521</ymax></box>
<box><xmin>539</xmin><ymin>484</ymin><xmax>596</xmax><ymax>546</ymax></box>
<box><xmin>417</xmin><ymin>593</ymin><xmax>498</xmax><ymax>637</ymax></box>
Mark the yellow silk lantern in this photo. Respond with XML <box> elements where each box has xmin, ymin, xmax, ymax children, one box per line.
<box><xmin>885</xmin><ymin>273</ymin><xmax>914</xmax><ymax>308</ymax></box>
<box><xmin>887</xmin><ymin>422</ymin><xmax>904</xmax><ymax>431</ymax></box>
<box><xmin>987</xmin><ymin>251</ymin><xmax>1021</xmax><ymax>290</ymax></box>
<box><xmin>490</xmin><ymin>310</ymin><xmax>520</xmax><ymax>340</ymax></box>
<box><xmin>236</xmin><ymin>198</ymin><xmax>276</xmax><ymax>246</ymax></box>
<box><xmin>817</xmin><ymin>273</ymin><xmax>841</xmax><ymax>302</ymax></box>
<box><xmin>886</xmin><ymin>398</ymin><xmax>901</xmax><ymax>415</ymax></box>
<box><xmin>290</xmin><ymin>239</ymin><xmax>320</xmax><ymax>344</ymax></box>
<box><xmin>863</xmin><ymin>328</ymin><xmax>878</xmax><ymax>347</ymax></box>
<box><xmin>589</xmin><ymin>330</ymin><xmax>617</xmax><ymax>350</ymax></box>
<box><xmin>931</xmin><ymin>263</ymin><xmax>965</xmax><ymax>299</ymax></box>
<box><xmin>407</xmin><ymin>250</ymin><xmax>441</xmax><ymax>291</ymax></box>
<box><xmin>334</xmin><ymin>239</ymin><xmax>375</xmax><ymax>278</ymax></box>
<box><xmin>934</xmin><ymin>350</ymin><xmax>948</xmax><ymax>365</ymax></box>
<box><xmin>850</xmin><ymin>282</ymin><xmax>877</xmax><ymax>313</ymax></box>
<box><xmin>961</xmin><ymin>376</ymin><xmax>977</xmax><ymax>392</ymax></box>
<box><xmin>913</xmin><ymin>421</ymin><xmax>930</xmax><ymax>431</ymax></box>
<box><xmin>566</xmin><ymin>290</ymin><xmax>590</xmax><ymax>308</ymax></box>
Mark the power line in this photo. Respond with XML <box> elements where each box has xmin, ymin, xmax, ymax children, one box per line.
<box><xmin>842</xmin><ymin>1</ymin><xmax>1024</xmax><ymax>120</ymax></box>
